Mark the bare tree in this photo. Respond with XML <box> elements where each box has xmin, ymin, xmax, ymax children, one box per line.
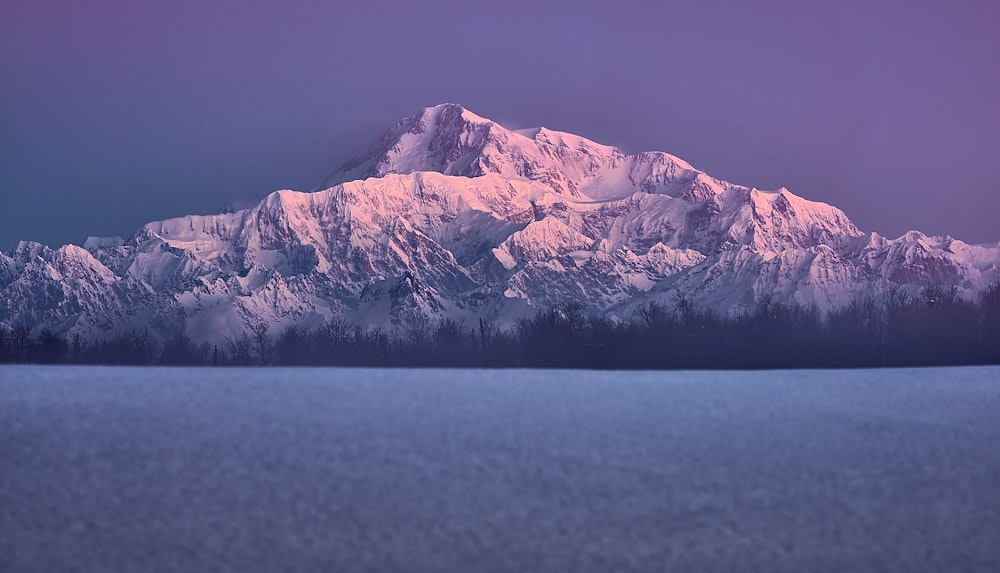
<box><xmin>755</xmin><ymin>293</ymin><xmax>774</xmax><ymax>323</ymax></box>
<box><xmin>226</xmin><ymin>331</ymin><xmax>254</xmax><ymax>366</ymax></box>
<box><xmin>635</xmin><ymin>300</ymin><xmax>669</xmax><ymax>330</ymax></box>
<box><xmin>130</xmin><ymin>328</ymin><xmax>151</xmax><ymax>365</ymax></box>
<box><xmin>0</xmin><ymin>323</ymin><xmax>9</xmax><ymax>362</ymax></box>
<box><xmin>561</xmin><ymin>301</ymin><xmax>585</xmax><ymax>331</ymax></box>
<box><xmin>478</xmin><ymin>317</ymin><xmax>499</xmax><ymax>342</ymax></box>
<box><xmin>405</xmin><ymin>316</ymin><xmax>431</xmax><ymax>348</ymax></box>
<box><xmin>12</xmin><ymin>323</ymin><xmax>31</xmax><ymax>363</ymax></box>
<box><xmin>250</xmin><ymin>320</ymin><xmax>271</xmax><ymax>365</ymax></box>
<box><xmin>323</xmin><ymin>315</ymin><xmax>352</xmax><ymax>347</ymax></box>
<box><xmin>71</xmin><ymin>333</ymin><xmax>87</xmax><ymax>362</ymax></box>
<box><xmin>36</xmin><ymin>328</ymin><xmax>67</xmax><ymax>363</ymax></box>
<box><xmin>275</xmin><ymin>325</ymin><xmax>306</xmax><ymax>365</ymax></box>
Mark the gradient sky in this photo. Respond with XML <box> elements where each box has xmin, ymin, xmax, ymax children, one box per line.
<box><xmin>2</xmin><ymin>0</ymin><xmax>998</xmax><ymax>249</ymax></box>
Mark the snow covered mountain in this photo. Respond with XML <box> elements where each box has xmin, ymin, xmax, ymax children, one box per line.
<box><xmin>3</xmin><ymin>103</ymin><xmax>999</xmax><ymax>342</ymax></box>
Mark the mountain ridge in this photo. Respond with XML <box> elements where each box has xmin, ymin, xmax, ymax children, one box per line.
<box><xmin>3</xmin><ymin>104</ymin><xmax>998</xmax><ymax>342</ymax></box>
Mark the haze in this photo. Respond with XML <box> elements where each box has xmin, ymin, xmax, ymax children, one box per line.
<box><xmin>2</xmin><ymin>0</ymin><xmax>998</xmax><ymax>248</ymax></box>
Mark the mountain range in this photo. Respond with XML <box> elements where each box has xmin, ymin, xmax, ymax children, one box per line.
<box><xmin>3</xmin><ymin>103</ymin><xmax>998</xmax><ymax>342</ymax></box>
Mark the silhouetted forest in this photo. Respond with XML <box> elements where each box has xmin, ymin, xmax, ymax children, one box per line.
<box><xmin>2</xmin><ymin>284</ymin><xmax>998</xmax><ymax>369</ymax></box>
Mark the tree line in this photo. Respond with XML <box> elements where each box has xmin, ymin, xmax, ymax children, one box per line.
<box><xmin>1</xmin><ymin>283</ymin><xmax>998</xmax><ymax>369</ymax></box>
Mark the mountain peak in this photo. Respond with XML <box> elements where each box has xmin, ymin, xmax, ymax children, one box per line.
<box><xmin>419</xmin><ymin>103</ymin><xmax>490</xmax><ymax>125</ymax></box>
<box><xmin>322</xmin><ymin>103</ymin><xmax>498</xmax><ymax>188</ymax></box>
<box><xmin>324</xmin><ymin>104</ymin><xmax>707</xmax><ymax>201</ymax></box>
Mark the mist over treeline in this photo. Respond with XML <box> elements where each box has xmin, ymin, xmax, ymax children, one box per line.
<box><xmin>2</xmin><ymin>284</ymin><xmax>998</xmax><ymax>370</ymax></box>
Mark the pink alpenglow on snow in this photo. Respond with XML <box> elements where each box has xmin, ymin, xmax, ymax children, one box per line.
<box><xmin>1</xmin><ymin>104</ymin><xmax>998</xmax><ymax>342</ymax></box>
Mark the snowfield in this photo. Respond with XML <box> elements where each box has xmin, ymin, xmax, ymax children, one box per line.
<box><xmin>2</xmin><ymin>365</ymin><xmax>999</xmax><ymax>572</ymax></box>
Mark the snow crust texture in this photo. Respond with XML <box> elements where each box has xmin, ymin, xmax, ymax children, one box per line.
<box><xmin>2</xmin><ymin>365</ymin><xmax>999</xmax><ymax>572</ymax></box>
<box><xmin>3</xmin><ymin>103</ymin><xmax>998</xmax><ymax>340</ymax></box>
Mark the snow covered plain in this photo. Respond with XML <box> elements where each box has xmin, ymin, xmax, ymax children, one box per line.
<box><xmin>2</xmin><ymin>365</ymin><xmax>999</xmax><ymax>572</ymax></box>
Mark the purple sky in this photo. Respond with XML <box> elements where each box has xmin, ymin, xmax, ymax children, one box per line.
<box><xmin>2</xmin><ymin>0</ymin><xmax>998</xmax><ymax>248</ymax></box>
